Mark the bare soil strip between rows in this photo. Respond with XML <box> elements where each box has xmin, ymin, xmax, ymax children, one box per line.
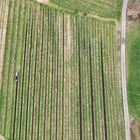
<box><xmin>37</xmin><ymin>9</ymin><xmax>44</xmax><ymax>140</ymax></box>
<box><xmin>55</xmin><ymin>17</ymin><xmax>59</xmax><ymax>140</ymax></box>
<box><xmin>43</xmin><ymin>8</ymin><xmax>50</xmax><ymax>140</ymax></box>
<box><xmin>89</xmin><ymin>38</ymin><xmax>95</xmax><ymax>140</ymax></box>
<box><xmin>78</xmin><ymin>26</ymin><xmax>82</xmax><ymax>140</ymax></box>
<box><xmin>49</xmin><ymin>13</ymin><xmax>54</xmax><ymax>140</ymax></box>
<box><xmin>62</xmin><ymin>13</ymin><xmax>64</xmax><ymax>140</ymax></box>
<box><xmin>83</xmin><ymin>30</ymin><xmax>89</xmax><ymax>140</ymax></box>
<box><xmin>31</xmin><ymin>26</ymin><xmax>38</xmax><ymax>140</ymax></box>
<box><xmin>12</xmin><ymin>75</ymin><xmax>18</xmax><ymax>140</ymax></box>
<box><xmin>101</xmin><ymin>38</ymin><xmax>107</xmax><ymax>140</ymax></box>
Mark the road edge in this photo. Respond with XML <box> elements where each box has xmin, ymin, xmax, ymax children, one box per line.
<box><xmin>121</xmin><ymin>0</ymin><xmax>131</xmax><ymax>139</ymax></box>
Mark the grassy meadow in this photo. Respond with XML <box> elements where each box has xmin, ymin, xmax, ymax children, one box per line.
<box><xmin>126</xmin><ymin>24</ymin><xmax>140</xmax><ymax>120</ymax></box>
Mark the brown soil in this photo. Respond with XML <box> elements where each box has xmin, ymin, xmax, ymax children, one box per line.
<box><xmin>0</xmin><ymin>135</ymin><xmax>5</xmax><ymax>140</ymax></box>
<box><xmin>127</xmin><ymin>0</ymin><xmax>140</xmax><ymax>21</ymax></box>
<box><xmin>66</xmin><ymin>15</ymin><xmax>71</xmax><ymax>58</ymax></box>
<box><xmin>130</xmin><ymin>118</ymin><xmax>140</xmax><ymax>140</ymax></box>
<box><xmin>36</xmin><ymin>0</ymin><xmax>49</xmax><ymax>3</ymax></box>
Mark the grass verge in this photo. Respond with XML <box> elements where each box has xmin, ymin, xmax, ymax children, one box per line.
<box><xmin>126</xmin><ymin>23</ymin><xmax>140</xmax><ymax>120</ymax></box>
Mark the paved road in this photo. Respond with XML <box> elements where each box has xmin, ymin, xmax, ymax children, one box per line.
<box><xmin>121</xmin><ymin>0</ymin><xmax>131</xmax><ymax>139</ymax></box>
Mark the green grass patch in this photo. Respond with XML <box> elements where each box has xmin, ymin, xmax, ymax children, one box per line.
<box><xmin>126</xmin><ymin>23</ymin><xmax>140</xmax><ymax>120</ymax></box>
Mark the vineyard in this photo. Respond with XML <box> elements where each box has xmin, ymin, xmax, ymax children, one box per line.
<box><xmin>48</xmin><ymin>0</ymin><xmax>122</xmax><ymax>18</ymax></box>
<box><xmin>0</xmin><ymin>0</ymin><xmax>125</xmax><ymax>140</ymax></box>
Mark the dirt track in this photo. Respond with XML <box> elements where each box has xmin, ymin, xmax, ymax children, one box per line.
<box><xmin>0</xmin><ymin>135</ymin><xmax>5</xmax><ymax>140</ymax></box>
<box><xmin>121</xmin><ymin>0</ymin><xmax>131</xmax><ymax>139</ymax></box>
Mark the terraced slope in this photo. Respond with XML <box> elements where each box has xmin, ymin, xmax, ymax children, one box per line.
<box><xmin>0</xmin><ymin>0</ymin><xmax>125</xmax><ymax>140</ymax></box>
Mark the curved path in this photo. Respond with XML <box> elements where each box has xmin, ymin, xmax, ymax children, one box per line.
<box><xmin>121</xmin><ymin>0</ymin><xmax>131</xmax><ymax>139</ymax></box>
